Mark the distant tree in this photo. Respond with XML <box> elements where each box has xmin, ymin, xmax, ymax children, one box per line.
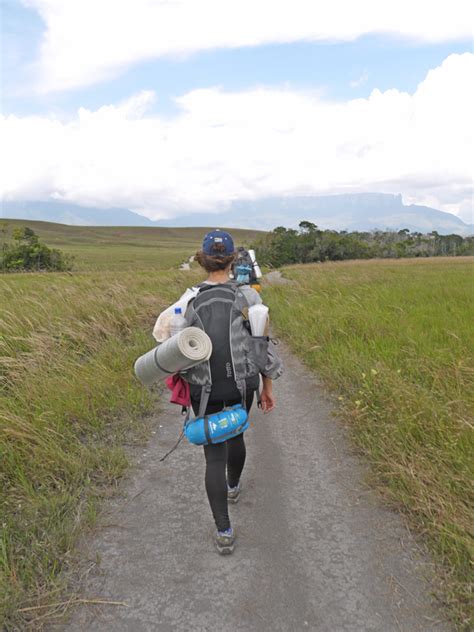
<box><xmin>298</xmin><ymin>221</ymin><xmax>318</xmax><ymax>233</ymax></box>
<box><xmin>296</xmin><ymin>220</ymin><xmax>322</xmax><ymax>262</ymax></box>
<box><xmin>0</xmin><ymin>227</ymin><xmax>74</xmax><ymax>272</ymax></box>
<box><xmin>13</xmin><ymin>226</ymin><xmax>38</xmax><ymax>244</ymax></box>
<box><xmin>251</xmin><ymin>224</ymin><xmax>472</xmax><ymax>267</ymax></box>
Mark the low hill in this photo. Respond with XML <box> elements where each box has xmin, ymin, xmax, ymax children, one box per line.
<box><xmin>0</xmin><ymin>200</ymin><xmax>154</xmax><ymax>227</ymax></box>
<box><xmin>0</xmin><ymin>219</ymin><xmax>264</xmax><ymax>271</ymax></box>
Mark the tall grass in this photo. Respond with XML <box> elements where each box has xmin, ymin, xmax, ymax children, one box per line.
<box><xmin>263</xmin><ymin>257</ymin><xmax>473</xmax><ymax>629</ymax></box>
<box><xmin>0</xmin><ymin>268</ymin><xmax>202</xmax><ymax>628</ymax></box>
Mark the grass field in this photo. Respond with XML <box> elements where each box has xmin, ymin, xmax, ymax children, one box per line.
<box><xmin>0</xmin><ymin>266</ymin><xmax>207</xmax><ymax>628</ymax></box>
<box><xmin>1</xmin><ymin>221</ymin><xmax>252</xmax><ymax>627</ymax></box>
<box><xmin>1</xmin><ymin>222</ymin><xmax>472</xmax><ymax>628</ymax></box>
<box><xmin>263</xmin><ymin>257</ymin><xmax>473</xmax><ymax>629</ymax></box>
<box><xmin>0</xmin><ymin>219</ymin><xmax>264</xmax><ymax>271</ymax></box>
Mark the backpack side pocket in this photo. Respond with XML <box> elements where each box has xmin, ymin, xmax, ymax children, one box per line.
<box><xmin>251</xmin><ymin>335</ymin><xmax>270</xmax><ymax>373</ymax></box>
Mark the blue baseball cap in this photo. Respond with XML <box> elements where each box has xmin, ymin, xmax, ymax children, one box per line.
<box><xmin>202</xmin><ymin>229</ymin><xmax>235</xmax><ymax>256</ymax></box>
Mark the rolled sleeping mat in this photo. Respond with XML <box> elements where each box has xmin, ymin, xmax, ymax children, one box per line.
<box><xmin>248</xmin><ymin>249</ymin><xmax>263</xmax><ymax>279</ymax></box>
<box><xmin>134</xmin><ymin>327</ymin><xmax>212</xmax><ymax>386</ymax></box>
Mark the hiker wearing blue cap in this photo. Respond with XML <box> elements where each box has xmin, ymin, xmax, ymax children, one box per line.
<box><xmin>201</xmin><ymin>229</ymin><xmax>235</xmax><ymax>257</ymax></box>
<box><xmin>183</xmin><ymin>229</ymin><xmax>282</xmax><ymax>554</ymax></box>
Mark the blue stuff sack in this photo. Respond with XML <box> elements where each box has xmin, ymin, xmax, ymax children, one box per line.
<box><xmin>185</xmin><ymin>404</ymin><xmax>249</xmax><ymax>446</ymax></box>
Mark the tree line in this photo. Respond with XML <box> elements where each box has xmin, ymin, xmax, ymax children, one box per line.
<box><xmin>252</xmin><ymin>221</ymin><xmax>474</xmax><ymax>267</ymax></box>
<box><xmin>0</xmin><ymin>226</ymin><xmax>73</xmax><ymax>272</ymax></box>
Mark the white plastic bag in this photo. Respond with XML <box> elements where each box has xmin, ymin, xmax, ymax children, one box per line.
<box><xmin>152</xmin><ymin>287</ymin><xmax>200</xmax><ymax>342</ymax></box>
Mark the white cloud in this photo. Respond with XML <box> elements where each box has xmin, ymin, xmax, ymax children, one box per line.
<box><xmin>1</xmin><ymin>53</ymin><xmax>473</xmax><ymax>219</ymax></box>
<box><xmin>23</xmin><ymin>0</ymin><xmax>474</xmax><ymax>92</ymax></box>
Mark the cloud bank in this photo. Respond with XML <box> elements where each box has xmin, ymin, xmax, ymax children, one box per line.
<box><xmin>24</xmin><ymin>0</ymin><xmax>474</xmax><ymax>92</ymax></box>
<box><xmin>1</xmin><ymin>53</ymin><xmax>473</xmax><ymax>221</ymax></box>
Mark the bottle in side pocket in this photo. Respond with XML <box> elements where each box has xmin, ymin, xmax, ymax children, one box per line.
<box><xmin>170</xmin><ymin>307</ymin><xmax>187</xmax><ymax>337</ymax></box>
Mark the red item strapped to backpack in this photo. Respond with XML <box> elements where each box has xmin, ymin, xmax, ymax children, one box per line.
<box><xmin>165</xmin><ymin>374</ymin><xmax>191</xmax><ymax>407</ymax></box>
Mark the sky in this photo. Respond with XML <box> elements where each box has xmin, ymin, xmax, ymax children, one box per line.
<box><xmin>1</xmin><ymin>0</ymin><xmax>473</xmax><ymax>222</ymax></box>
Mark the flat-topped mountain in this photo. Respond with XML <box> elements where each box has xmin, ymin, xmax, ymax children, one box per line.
<box><xmin>1</xmin><ymin>193</ymin><xmax>472</xmax><ymax>235</ymax></box>
<box><xmin>159</xmin><ymin>193</ymin><xmax>473</xmax><ymax>235</ymax></box>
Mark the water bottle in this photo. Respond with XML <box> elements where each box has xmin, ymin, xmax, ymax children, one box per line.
<box><xmin>170</xmin><ymin>307</ymin><xmax>187</xmax><ymax>337</ymax></box>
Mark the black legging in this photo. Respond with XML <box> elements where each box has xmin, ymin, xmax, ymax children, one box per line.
<box><xmin>191</xmin><ymin>391</ymin><xmax>255</xmax><ymax>531</ymax></box>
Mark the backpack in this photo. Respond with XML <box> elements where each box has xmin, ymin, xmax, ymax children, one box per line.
<box><xmin>181</xmin><ymin>282</ymin><xmax>269</xmax><ymax>417</ymax></box>
<box><xmin>232</xmin><ymin>247</ymin><xmax>258</xmax><ymax>285</ymax></box>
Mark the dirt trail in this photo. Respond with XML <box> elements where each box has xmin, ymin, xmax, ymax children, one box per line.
<box><xmin>179</xmin><ymin>255</ymin><xmax>195</xmax><ymax>271</ymax></box>
<box><xmin>56</xmin><ymin>344</ymin><xmax>450</xmax><ymax>632</ymax></box>
<box><xmin>264</xmin><ymin>270</ymin><xmax>292</xmax><ymax>285</ymax></box>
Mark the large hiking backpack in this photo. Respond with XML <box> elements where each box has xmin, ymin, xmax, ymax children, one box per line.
<box><xmin>232</xmin><ymin>247</ymin><xmax>258</xmax><ymax>285</ymax></box>
<box><xmin>181</xmin><ymin>282</ymin><xmax>268</xmax><ymax>416</ymax></box>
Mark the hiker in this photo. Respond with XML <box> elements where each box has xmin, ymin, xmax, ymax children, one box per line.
<box><xmin>162</xmin><ymin>230</ymin><xmax>282</xmax><ymax>554</ymax></box>
<box><xmin>232</xmin><ymin>246</ymin><xmax>262</xmax><ymax>292</ymax></box>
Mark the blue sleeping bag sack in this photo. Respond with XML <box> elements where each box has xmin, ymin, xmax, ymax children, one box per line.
<box><xmin>185</xmin><ymin>404</ymin><xmax>249</xmax><ymax>446</ymax></box>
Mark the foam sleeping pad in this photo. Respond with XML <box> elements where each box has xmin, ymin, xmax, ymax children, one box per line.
<box><xmin>134</xmin><ymin>327</ymin><xmax>212</xmax><ymax>386</ymax></box>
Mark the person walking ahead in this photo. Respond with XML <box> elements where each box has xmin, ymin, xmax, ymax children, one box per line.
<box><xmin>177</xmin><ymin>230</ymin><xmax>282</xmax><ymax>554</ymax></box>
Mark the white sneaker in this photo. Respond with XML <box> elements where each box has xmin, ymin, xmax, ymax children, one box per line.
<box><xmin>215</xmin><ymin>527</ymin><xmax>235</xmax><ymax>555</ymax></box>
<box><xmin>227</xmin><ymin>482</ymin><xmax>241</xmax><ymax>504</ymax></box>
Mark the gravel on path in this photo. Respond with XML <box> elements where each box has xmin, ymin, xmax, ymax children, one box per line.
<box><xmin>56</xmin><ymin>345</ymin><xmax>450</xmax><ymax>632</ymax></box>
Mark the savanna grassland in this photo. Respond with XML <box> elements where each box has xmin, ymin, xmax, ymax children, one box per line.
<box><xmin>263</xmin><ymin>257</ymin><xmax>473</xmax><ymax>629</ymax></box>
<box><xmin>0</xmin><ymin>220</ymin><xmax>260</xmax><ymax>628</ymax></box>
<box><xmin>1</xmin><ymin>220</ymin><xmax>472</xmax><ymax>629</ymax></box>
<box><xmin>1</xmin><ymin>219</ymin><xmax>263</xmax><ymax>271</ymax></box>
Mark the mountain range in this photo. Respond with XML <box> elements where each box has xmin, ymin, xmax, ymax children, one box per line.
<box><xmin>1</xmin><ymin>194</ymin><xmax>472</xmax><ymax>235</ymax></box>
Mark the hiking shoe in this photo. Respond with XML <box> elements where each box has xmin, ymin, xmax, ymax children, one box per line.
<box><xmin>215</xmin><ymin>528</ymin><xmax>235</xmax><ymax>555</ymax></box>
<box><xmin>227</xmin><ymin>482</ymin><xmax>241</xmax><ymax>504</ymax></box>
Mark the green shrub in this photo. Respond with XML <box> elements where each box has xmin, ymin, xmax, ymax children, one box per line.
<box><xmin>253</xmin><ymin>222</ymin><xmax>474</xmax><ymax>267</ymax></box>
<box><xmin>0</xmin><ymin>227</ymin><xmax>74</xmax><ymax>272</ymax></box>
